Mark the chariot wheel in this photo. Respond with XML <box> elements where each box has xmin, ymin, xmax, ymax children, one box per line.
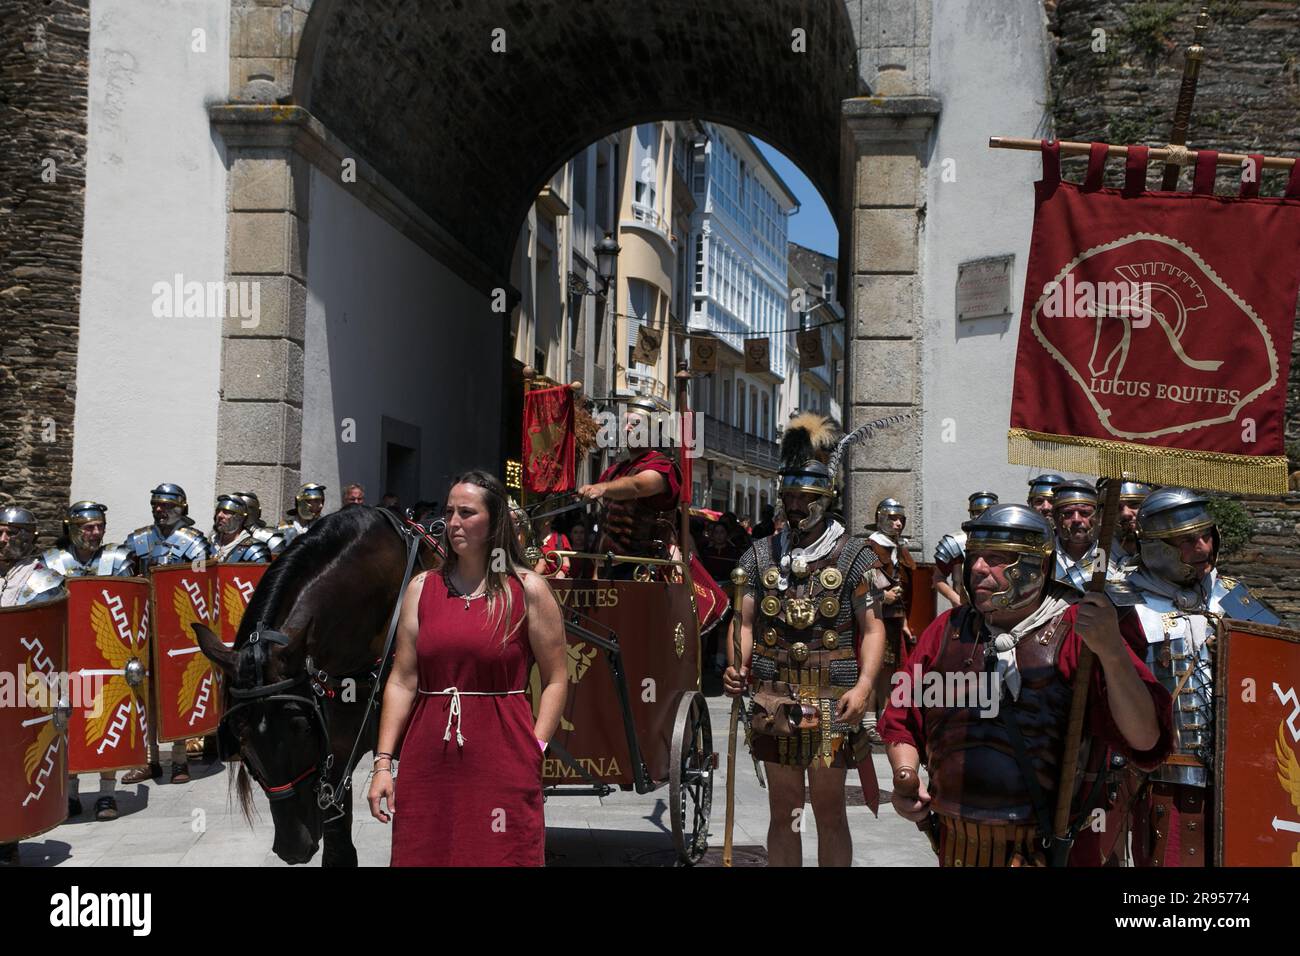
<box><xmin>669</xmin><ymin>691</ymin><xmax>713</xmax><ymax>865</ymax></box>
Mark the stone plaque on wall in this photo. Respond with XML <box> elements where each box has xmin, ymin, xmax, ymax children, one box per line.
<box><xmin>956</xmin><ymin>255</ymin><xmax>1013</xmax><ymax>321</ymax></box>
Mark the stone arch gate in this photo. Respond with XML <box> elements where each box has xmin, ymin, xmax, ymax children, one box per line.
<box><xmin>215</xmin><ymin>0</ymin><xmax>938</xmax><ymax>537</ymax></box>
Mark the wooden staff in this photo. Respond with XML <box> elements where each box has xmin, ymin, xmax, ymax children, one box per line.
<box><xmin>1160</xmin><ymin>9</ymin><xmax>1211</xmax><ymax>190</ymax></box>
<box><xmin>1051</xmin><ymin>478</ymin><xmax>1122</xmax><ymax>851</ymax></box>
<box><xmin>987</xmin><ymin>137</ymin><xmax>1296</xmax><ymax>171</ymax></box>
<box><xmin>723</xmin><ymin>566</ymin><xmax>748</xmax><ymax>867</ymax></box>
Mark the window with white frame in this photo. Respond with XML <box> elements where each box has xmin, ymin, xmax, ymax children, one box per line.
<box><xmin>633</xmin><ymin>124</ymin><xmax>659</xmax><ymax>220</ymax></box>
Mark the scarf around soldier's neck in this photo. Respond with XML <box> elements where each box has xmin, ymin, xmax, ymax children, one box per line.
<box><xmin>868</xmin><ymin>530</ymin><xmax>901</xmax><ymax>564</ymax></box>
<box><xmin>773</xmin><ymin>518</ymin><xmax>845</xmax><ymax>590</ymax></box>
<box><xmin>980</xmin><ymin>589</ymin><xmax>1075</xmax><ymax>701</ymax></box>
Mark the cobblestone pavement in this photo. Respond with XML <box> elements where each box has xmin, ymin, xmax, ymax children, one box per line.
<box><xmin>14</xmin><ymin>694</ymin><xmax>935</xmax><ymax>867</ymax></box>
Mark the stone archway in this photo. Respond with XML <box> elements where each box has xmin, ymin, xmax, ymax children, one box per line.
<box><xmin>216</xmin><ymin>0</ymin><xmax>935</xmax><ymax>535</ymax></box>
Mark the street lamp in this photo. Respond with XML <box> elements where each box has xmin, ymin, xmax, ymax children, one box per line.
<box><xmin>594</xmin><ymin>231</ymin><xmax>621</xmax><ymax>292</ymax></box>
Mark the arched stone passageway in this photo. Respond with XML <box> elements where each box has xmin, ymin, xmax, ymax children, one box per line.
<box><xmin>213</xmin><ymin>0</ymin><xmax>933</xmax><ymax>530</ymax></box>
<box><xmin>294</xmin><ymin>0</ymin><xmax>860</xmax><ymax>275</ymax></box>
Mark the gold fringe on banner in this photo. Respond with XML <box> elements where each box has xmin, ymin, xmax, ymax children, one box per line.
<box><xmin>1007</xmin><ymin>428</ymin><xmax>1289</xmax><ymax>495</ymax></box>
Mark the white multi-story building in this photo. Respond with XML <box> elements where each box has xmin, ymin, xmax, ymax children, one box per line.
<box><xmin>682</xmin><ymin>125</ymin><xmax>800</xmax><ymax>520</ymax></box>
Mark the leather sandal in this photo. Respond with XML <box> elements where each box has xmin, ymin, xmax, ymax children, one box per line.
<box><xmin>170</xmin><ymin>763</ymin><xmax>191</xmax><ymax>785</ymax></box>
<box><xmin>121</xmin><ymin>762</ymin><xmax>162</xmax><ymax>784</ymax></box>
<box><xmin>94</xmin><ymin>796</ymin><xmax>119</xmax><ymax>821</ymax></box>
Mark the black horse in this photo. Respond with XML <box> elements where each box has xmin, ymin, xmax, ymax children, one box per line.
<box><xmin>194</xmin><ymin>506</ymin><xmax>438</xmax><ymax>866</ymax></box>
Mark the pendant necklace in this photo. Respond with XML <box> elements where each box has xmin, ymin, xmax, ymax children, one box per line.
<box><xmin>448</xmin><ymin>572</ymin><xmax>487</xmax><ymax>610</ymax></box>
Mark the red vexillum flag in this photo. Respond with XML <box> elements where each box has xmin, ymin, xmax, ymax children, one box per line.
<box><xmin>522</xmin><ymin>385</ymin><xmax>575</xmax><ymax>493</ymax></box>
<box><xmin>1008</xmin><ymin>142</ymin><xmax>1300</xmax><ymax>493</ymax></box>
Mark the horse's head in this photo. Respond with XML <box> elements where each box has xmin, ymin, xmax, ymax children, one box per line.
<box><xmin>196</xmin><ymin>619</ymin><xmax>328</xmax><ymax>864</ymax></box>
<box><xmin>194</xmin><ymin>506</ymin><xmax>437</xmax><ymax>865</ymax></box>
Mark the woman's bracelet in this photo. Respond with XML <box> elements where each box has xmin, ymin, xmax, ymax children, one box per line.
<box><xmin>373</xmin><ymin>766</ymin><xmax>393</xmax><ymax>775</ymax></box>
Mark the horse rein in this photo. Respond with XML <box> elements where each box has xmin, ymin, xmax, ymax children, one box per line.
<box><xmin>219</xmin><ymin>509</ymin><xmax>442</xmax><ymax>819</ymax></box>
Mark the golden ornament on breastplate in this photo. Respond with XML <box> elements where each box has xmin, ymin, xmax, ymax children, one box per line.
<box><xmin>761</xmin><ymin>566</ymin><xmax>781</xmax><ymax>590</ymax></box>
<box><xmin>790</xmin><ymin>641</ymin><xmax>810</xmax><ymax>663</ymax></box>
<box><xmin>791</xmin><ymin>556</ymin><xmax>809</xmax><ymax>579</ymax></box>
<box><xmin>761</xmin><ymin>595</ymin><xmax>781</xmax><ymax>618</ymax></box>
<box><xmin>821</xmin><ymin>629</ymin><xmax>838</xmax><ymax>650</ymax></box>
<box><xmin>819</xmin><ymin>567</ymin><xmax>842</xmax><ymax>591</ymax></box>
<box><xmin>818</xmin><ymin>596</ymin><xmax>840</xmax><ymax>619</ymax></box>
<box><xmin>785</xmin><ymin>596</ymin><xmax>816</xmax><ymax>630</ymax></box>
<box><xmin>762</xmin><ymin>627</ymin><xmax>778</xmax><ymax>647</ymax></box>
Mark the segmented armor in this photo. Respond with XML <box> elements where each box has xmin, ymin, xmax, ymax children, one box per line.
<box><xmin>122</xmin><ymin>523</ymin><xmax>210</xmax><ymax>570</ymax></box>
<box><xmin>41</xmin><ymin>545</ymin><xmax>135</xmax><ymax>577</ymax></box>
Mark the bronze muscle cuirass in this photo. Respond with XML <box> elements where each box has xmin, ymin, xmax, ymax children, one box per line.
<box><xmin>923</xmin><ymin>606</ymin><xmax>1074</xmax><ymax>823</ymax></box>
<box><xmin>746</xmin><ymin>534</ymin><xmax>878</xmax><ymax>769</ymax></box>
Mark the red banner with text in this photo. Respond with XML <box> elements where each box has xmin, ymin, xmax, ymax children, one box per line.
<box><xmin>1008</xmin><ymin>142</ymin><xmax>1300</xmax><ymax>492</ymax></box>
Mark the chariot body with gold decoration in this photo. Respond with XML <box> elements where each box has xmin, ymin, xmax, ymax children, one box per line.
<box><xmin>527</xmin><ymin>543</ymin><xmax>722</xmax><ymax>865</ymax></box>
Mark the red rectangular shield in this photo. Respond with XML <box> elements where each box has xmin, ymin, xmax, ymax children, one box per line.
<box><xmin>1216</xmin><ymin>619</ymin><xmax>1300</xmax><ymax>866</ymax></box>
<box><xmin>65</xmin><ymin>577</ymin><xmax>151</xmax><ymax>774</ymax></box>
<box><xmin>149</xmin><ymin>564</ymin><xmax>221</xmax><ymax>742</ymax></box>
<box><xmin>0</xmin><ymin>597</ymin><xmax>69</xmax><ymax>844</ymax></box>
<box><xmin>215</xmin><ymin>563</ymin><xmax>268</xmax><ymax>647</ymax></box>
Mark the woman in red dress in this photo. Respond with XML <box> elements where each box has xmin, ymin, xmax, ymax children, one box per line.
<box><xmin>368</xmin><ymin>470</ymin><xmax>567</xmax><ymax>866</ymax></box>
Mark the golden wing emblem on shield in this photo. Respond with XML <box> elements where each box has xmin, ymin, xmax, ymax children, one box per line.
<box><xmin>223</xmin><ymin>582</ymin><xmax>246</xmax><ymax>637</ymax></box>
<box><xmin>24</xmin><ymin>722</ymin><xmax>57</xmax><ymax>786</ymax></box>
<box><xmin>84</xmin><ymin>601</ymin><xmax>138</xmax><ymax>748</ymax></box>
<box><xmin>1277</xmin><ymin>722</ymin><xmax>1300</xmax><ymax>813</ymax></box>
<box><xmin>174</xmin><ymin>585</ymin><xmax>213</xmax><ymax>719</ymax></box>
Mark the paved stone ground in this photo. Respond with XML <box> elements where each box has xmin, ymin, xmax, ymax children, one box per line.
<box><xmin>14</xmin><ymin>694</ymin><xmax>935</xmax><ymax>867</ymax></box>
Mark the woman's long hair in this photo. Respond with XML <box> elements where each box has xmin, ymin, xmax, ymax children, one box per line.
<box><xmin>441</xmin><ymin>470</ymin><xmax>531</xmax><ymax>643</ymax></box>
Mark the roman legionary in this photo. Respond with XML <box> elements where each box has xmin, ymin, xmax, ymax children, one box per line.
<box><xmin>0</xmin><ymin>506</ymin><xmax>65</xmax><ymax>607</ymax></box>
<box><xmin>42</xmin><ymin>501</ymin><xmax>135</xmax><ymax>577</ymax></box>
<box><xmin>1052</xmin><ymin>480</ymin><xmax>1106</xmax><ymax>592</ymax></box>
<box><xmin>1108</xmin><ymin>488</ymin><xmax>1279</xmax><ymax>867</ymax></box>
<box><xmin>577</xmin><ymin>396</ymin><xmax>681</xmax><ymax>578</ymax></box>
<box><xmin>0</xmin><ymin>506</ymin><xmax>66</xmax><ymax>864</ymax></box>
<box><xmin>278</xmin><ymin>483</ymin><xmax>327</xmax><ymax>546</ymax></box>
<box><xmin>1096</xmin><ymin>475</ymin><xmax>1152</xmax><ymax>580</ymax></box>
<box><xmin>234</xmin><ymin>491</ymin><xmax>287</xmax><ymax>556</ymax></box>
<box><xmin>211</xmin><ymin>494</ymin><xmax>272</xmax><ymax>563</ymax></box>
<box><xmin>43</xmin><ymin>501</ymin><xmax>136</xmax><ymax>822</ymax></box>
<box><xmin>1027</xmin><ymin>473</ymin><xmax>1066</xmax><ymax>519</ymax></box>
<box><xmin>883</xmin><ymin>504</ymin><xmax>1172</xmax><ymax>867</ymax></box>
<box><xmin>932</xmin><ymin>491</ymin><xmax>998</xmax><ymax>607</ymax></box>
<box><xmin>863</xmin><ymin>497</ymin><xmax>915</xmax><ymax>743</ymax></box>
<box><xmin>121</xmin><ymin>484</ymin><xmax>208</xmax><ymax>786</ymax></box>
<box><xmin>723</xmin><ymin>413</ymin><xmax>886</xmax><ymax>867</ymax></box>
<box><xmin>122</xmin><ymin>483</ymin><xmax>210</xmax><ymax>572</ymax></box>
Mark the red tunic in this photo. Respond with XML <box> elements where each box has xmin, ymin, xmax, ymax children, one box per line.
<box><xmin>390</xmin><ymin>573</ymin><xmax>544</xmax><ymax>867</ymax></box>
<box><xmin>881</xmin><ymin>604</ymin><xmax>1173</xmax><ymax>865</ymax></box>
<box><xmin>882</xmin><ymin>604</ymin><xmax>1172</xmax><ymax>769</ymax></box>
<box><xmin>597</xmin><ymin>450</ymin><xmax>681</xmax><ymax>508</ymax></box>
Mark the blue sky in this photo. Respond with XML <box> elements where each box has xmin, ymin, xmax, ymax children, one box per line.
<box><xmin>756</xmin><ymin>139</ymin><xmax>839</xmax><ymax>258</ymax></box>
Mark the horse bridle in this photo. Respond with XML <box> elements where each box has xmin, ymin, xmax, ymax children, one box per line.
<box><xmin>217</xmin><ymin>510</ymin><xmax>441</xmax><ymax>821</ymax></box>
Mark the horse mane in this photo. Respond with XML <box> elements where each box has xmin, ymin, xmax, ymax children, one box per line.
<box><xmin>235</xmin><ymin>505</ymin><xmax>391</xmax><ymax>652</ymax></box>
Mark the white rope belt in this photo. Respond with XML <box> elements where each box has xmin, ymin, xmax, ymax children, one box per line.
<box><xmin>418</xmin><ymin>686</ymin><xmax>526</xmax><ymax>746</ymax></box>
